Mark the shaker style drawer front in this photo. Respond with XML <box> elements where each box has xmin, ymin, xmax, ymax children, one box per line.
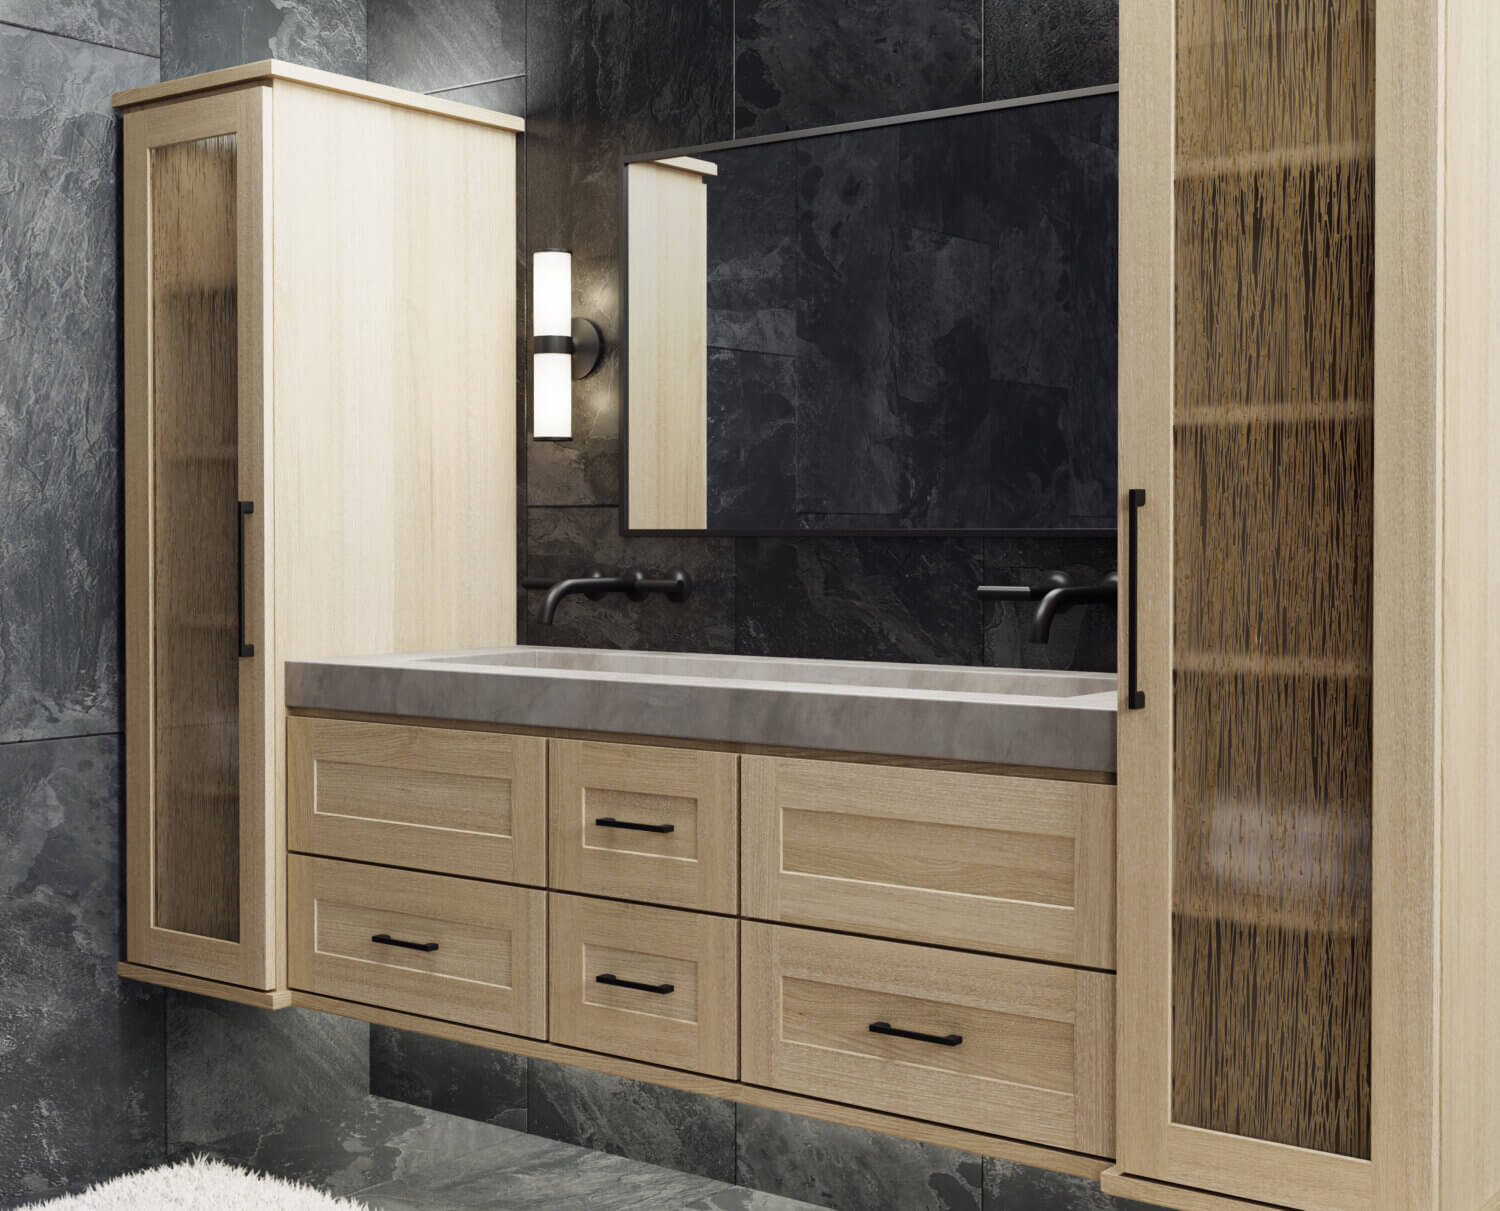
<box><xmin>288</xmin><ymin>855</ymin><xmax>546</xmax><ymax>1037</ymax></box>
<box><xmin>548</xmin><ymin>893</ymin><xmax>738</xmax><ymax>1078</ymax></box>
<box><xmin>741</xmin><ymin>923</ymin><xmax>1115</xmax><ymax>1155</ymax></box>
<box><xmin>288</xmin><ymin>716</ymin><xmax>547</xmax><ymax>885</ymax></box>
<box><xmin>741</xmin><ymin>756</ymin><xmax>1116</xmax><ymax>967</ymax></box>
<box><xmin>549</xmin><ymin>739</ymin><xmax>739</xmax><ymax>913</ymax></box>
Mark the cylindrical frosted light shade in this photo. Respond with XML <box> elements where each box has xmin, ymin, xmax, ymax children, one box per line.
<box><xmin>533</xmin><ymin>352</ymin><xmax>572</xmax><ymax>440</ymax></box>
<box><xmin>533</xmin><ymin>250</ymin><xmax>573</xmax><ymax>338</ymax></box>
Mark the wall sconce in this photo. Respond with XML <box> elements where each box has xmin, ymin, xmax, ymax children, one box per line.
<box><xmin>532</xmin><ymin>249</ymin><xmax>603</xmax><ymax>441</ymax></box>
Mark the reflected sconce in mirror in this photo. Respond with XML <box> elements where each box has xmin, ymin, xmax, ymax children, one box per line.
<box><xmin>532</xmin><ymin>249</ymin><xmax>604</xmax><ymax>441</ymax></box>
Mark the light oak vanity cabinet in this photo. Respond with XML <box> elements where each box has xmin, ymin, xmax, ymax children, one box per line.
<box><xmin>114</xmin><ymin>63</ymin><xmax>522</xmax><ymax>998</ymax></box>
<box><xmin>1107</xmin><ymin>0</ymin><xmax>1499</xmax><ymax>1209</ymax></box>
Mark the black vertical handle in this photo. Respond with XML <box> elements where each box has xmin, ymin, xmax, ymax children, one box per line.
<box><xmin>237</xmin><ymin>501</ymin><xmax>255</xmax><ymax>658</ymax></box>
<box><xmin>1127</xmin><ymin>489</ymin><xmax>1145</xmax><ymax>710</ymax></box>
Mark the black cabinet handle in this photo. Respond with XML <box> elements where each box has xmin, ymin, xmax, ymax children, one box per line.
<box><xmin>596</xmin><ymin>973</ymin><xmax>675</xmax><ymax>995</ymax></box>
<box><xmin>869</xmin><ymin>1021</ymin><xmax>963</xmax><ymax>1047</ymax></box>
<box><xmin>594</xmin><ymin>817</ymin><xmax>675</xmax><ymax>835</ymax></box>
<box><xmin>237</xmin><ymin>501</ymin><xmax>255</xmax><ymax>658</ymax></box>
<box><xmin>1127</xmin><ymin>488</ymin><xmax>1146</xmax><ymax>710</ymax></box>
<box><xmin>371</xmin><ymin>933</ymin><xmax>439</xmax><ymax>953</ymax></box>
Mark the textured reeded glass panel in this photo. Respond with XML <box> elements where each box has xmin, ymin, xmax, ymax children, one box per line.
<box><xmin>150</xmin><ymin>135</ymin><xmax>241</xmax><ymax>942</ymax></box>
<box><xmin>1170</xmin><ymin>0</ymin><xmax>1375</xmax><ymax>1159</ymax></box>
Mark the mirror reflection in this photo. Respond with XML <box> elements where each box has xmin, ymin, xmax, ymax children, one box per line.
<box><xmin>624</xmin><ymin>90</ymin><xmax>1118</xmax><ymax>535</ymax></box>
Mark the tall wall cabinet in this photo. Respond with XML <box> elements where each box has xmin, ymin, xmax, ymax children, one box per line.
<box><xmin>1109</xmin><ymin>1</ymin><xmax>1498</xmax><ymax>1210</ymax></box>
<box><xmin>114</xmin><ymin>63</ymin><xmax>522</xmax><ymax>997</ymax></box>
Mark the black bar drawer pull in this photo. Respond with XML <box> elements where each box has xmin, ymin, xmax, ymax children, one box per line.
<box><xmin>371</xmin><ymin>933</ymin><xmax>439</xmax><ymax>953</ymax></box>
<box><xmin>596</xmin><ymin>973</ymin><xmax>675</xmax><ymax>995</ymax></box>
<box><xmin>237</xmin><ymin>501</ymin><xmax>255</xmax><ymax>658</ymax></box>
<box><xmin>1127</xmin><ymin>488</ymin><xmax>1146</xmax><ymax>710</ymax></box>
<box><xmin>594</xmin><ymin>817</ymin><xmax>675</xmax><ymax>835</ymax></box>
<box><xmin>869</xmin><ymin>1020</ymin><xmax>963</xmax><ymax>1047</ymax></box>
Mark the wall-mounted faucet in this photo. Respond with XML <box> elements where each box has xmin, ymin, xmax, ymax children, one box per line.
<box><xmin>977</xmin><ymin>571</ymin><xmax>1119</xmax><ymax>644</ymax></box>
<box><xmin>524</xmin><ymin>569</ymin><xmax>693</xmax><ymax>624</ymax></box>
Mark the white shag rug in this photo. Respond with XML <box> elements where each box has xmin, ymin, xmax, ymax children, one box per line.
<box><xmin>31</xmin><ymin>1158</ymin><xmax>370</xmax><ymax>1210</ymax></box>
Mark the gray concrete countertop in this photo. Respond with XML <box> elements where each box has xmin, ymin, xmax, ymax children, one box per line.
<box><xmin>285</xmin><ymin>647</ymin><xmax>1118</xmax><ymax>773</ymax></box>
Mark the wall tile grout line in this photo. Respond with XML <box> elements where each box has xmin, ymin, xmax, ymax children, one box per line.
<box><xmin>0</xmin><ymin>16</ymin><xmax>158</xmax><ymax>60</ymax></box>
<box><xmin>0</xmin><ymin>728</ymin><xmax>124</xmax><ymax>749</ymax></box>
<box><xmin>427</xmin><ymin>71</ymin><xmax>527</xmax><ymax>97</ymax></box>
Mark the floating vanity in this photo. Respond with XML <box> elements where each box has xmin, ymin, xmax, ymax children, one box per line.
<box><xmin>275</xmin><ymin>648</ymin><xmax>1121</xmax><ymax>1169</ymax></box>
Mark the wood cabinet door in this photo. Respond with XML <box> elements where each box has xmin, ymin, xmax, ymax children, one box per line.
<box><xmin>1115</xmin><ymin>0</ymin><xmax>1377</xmax><ymax>1206</ymax></box>
<box><xmin>123</xmin><ymin>86</ymin><xmax>276</xmax><ymax>991</ymax></box>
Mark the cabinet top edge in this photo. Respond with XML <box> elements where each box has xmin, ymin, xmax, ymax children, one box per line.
<box><xmin>112</xmin><ymin>59</ymin><xmax>525</xmax><ymax>134</ymax></box>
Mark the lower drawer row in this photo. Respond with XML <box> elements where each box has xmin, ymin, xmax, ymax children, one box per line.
<box><xmin>288</xmin><ymin>855</ymin><xmax>1114</xmax><ymax>1156</ymax></box>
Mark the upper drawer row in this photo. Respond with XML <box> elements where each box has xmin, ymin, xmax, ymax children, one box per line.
<box><xmin>287</xmin><ymin>716</ymin><xmax>1115</xmax><ymax>967</ymax></box>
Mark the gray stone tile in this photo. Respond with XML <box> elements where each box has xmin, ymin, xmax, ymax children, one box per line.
<box><xmin>734</xmin><ymin>0</ymin><xmax>981</xmax><ymax>136</ymax></box>
<box><xmin>0</xmin><ymin>0</ymin><xmax>159</xmax><ymax>55</ymax></box>
<box><xmin>735</xmin><ymin>1105</ymin><xmax>983</xmax><ymax>1211</ymax></box>
<box><xmin>370</xmin><ymin>1025</ymin><xmax>528</xmax><ymax>1131</ymax></box>
<box><xmin>526</xmin><ymin>1059</ymin><xmax>737</xmax><ymax>1183</ymax></box>
<box><xmin>160</xmin><ymin>0</ymin><xmax>365</xmax><ymax>79</ymax></box>
<box><xmin>434</xmin><ymin>76</ymin><xmax>526</xmax><ymax>117</ymax></box>
<box><xmin>734</xmin><ymin>537</ymin><xmax>984</xmax><ymax>665</ymax></box>
<box><xmin>680</xmin><ymin>1190</ymin><xmax>824</xmax><ymax>1211</ymax></box>
<box><xmin>0</xmin><ymin>28</ymin><xmax>156</xmax><ymax>743</ymax></box>
<box><xmin>356</xmin><ymin>1127</ymin><xmax>729</xmax><ymax>1211</ymax></box>
<box><xmin>189</xmin><ymin>1096</ymin><xmax>507</xmax><ymax>1198</ymax></box>
<box><xmin>981</xmin><ymin>536</ymin><xmax>1117</xmax><ymax>672</ymax></box>
<box><xmin>166</xmin><ymin>994</ymin><xmax>369</xmax><ymax>1150</ymax></box>
<box><xmin>526</xmin><ymin>508</ymin><xmax>735</xmax><ymax>655</ymax></box>
<box><xmin>983</xmin><ymin>1158</ymin><xmax>1163</xmax><ymax>1211</ymax></box>
<box><xmin>0</xmin><ymin>735</ymin><xmax>165</xmax><ymax>1205</ymax></box>
<box><xmin>984</xmin><ymin>0</ymin><xmax>1119</xmax><ymax>101</ymax></box>
<box><xmin>368</xmin><ymin>0</ymin><xmax>525</xmax><ymax>94</ymax></box>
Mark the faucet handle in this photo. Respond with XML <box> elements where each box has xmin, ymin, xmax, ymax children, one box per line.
<box><xmin>977</xmin><ymin>571</ymin><xmax>1073</xmax><ymax>602</ymax></box>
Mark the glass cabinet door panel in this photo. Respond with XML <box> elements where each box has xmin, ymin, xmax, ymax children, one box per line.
<box><xmin>149</xmin><ymin>134</ymin><xmax>241</xmax><ymax>942</ymax></box>
<box><xmin>1170</xmin><ymin>0</ymin><xmax>1375</xmax><ymax>1160</ymax></box>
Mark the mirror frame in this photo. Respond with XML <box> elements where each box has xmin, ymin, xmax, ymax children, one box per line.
<box><xmin>619</xmin><ymin>83</ymin><xmax>1121</xmax><ymax>539</ymax></box>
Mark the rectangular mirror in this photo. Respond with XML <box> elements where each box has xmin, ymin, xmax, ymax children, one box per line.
<box><xmin>623</xmin><ymin>87</ymin><xmax>1118</xmax><ymax>536</ymax></box>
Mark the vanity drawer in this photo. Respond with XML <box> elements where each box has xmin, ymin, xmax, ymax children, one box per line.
<box><xmin>288</xmin><ymin>855</ymin><xmax>546</xmax><ymax>1037</ymax></box>
<box><xmin>741</xmin><ymin>923</ymin><xmax>1114</xmax><ymax>1155</ymax></box>
<box><xmin>288</xmin><ymin>716</ymin><xmax>547</xmax><ymax>884</ymax></box>
<box><xmin>549</xmin><ymin>893</ymin><xmax>738</xmax><ymax>1078</ymax></box>
<box><xmin>741</xmin><ymin>756</ymin><xmax>1115</xmax><ymax>967</ymax></box>
<box><xmin>549</xmin><ymin>739</ymin><xmax>738</xmax><ymax>913</ymax></box>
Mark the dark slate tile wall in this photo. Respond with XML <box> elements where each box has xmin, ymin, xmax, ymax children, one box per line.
<box><xmin>1</xmin><ymin>4</ymin><xmax>374</xmax><ymax>1202</ymax></box>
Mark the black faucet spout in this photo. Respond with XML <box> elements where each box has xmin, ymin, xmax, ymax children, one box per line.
<box><xmin>1031</xmin><ymin>572</ymin><xmax>1119</xmax><ymax>644</ymax></box>
<box><xmin>534</xmin><ymin>569</ymin><xmax>693</xmax><ymax>624</ymax></box>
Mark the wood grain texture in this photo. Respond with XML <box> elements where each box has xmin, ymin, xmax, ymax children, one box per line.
<box><xmin>113</xmin><ymin>59</ymin><xmax>525</xmax><ymax>132</ymax></box>
<box><xmin>288</xmin><ymin>716</ymin><xmax>546</xmax><ymax>884</ymax></box>
<box><xmin>287</xmin><ymin>987</ymin><xmax>1112</xmax><ymax>1181</ymax></box>
<box><xmin>1436</xmin><ymin>0</ymin><xmax>1500</xmax><ymax>1208</ymax></box>
<box><xmin>288</xmin><ymin>855</ymin><xmax>546</xmax><ymax>1037</ymax></box>
<box><xmin>548</xmin><ymin>893</ymin><xmax>738</xmax><ymax>1079</ymax></box>
<box><xmin>625</xmin><ymin>159</ymin><xmax>711</xmax><ymax>530</ymax></box>
<box><xmin>741</xmin><ymin>923</ymin><xmax>1114</xmax><ymax>1156</ymax></box>
<box><xmin>1100</xmin><ymin>1167</ymin><xmax>1292</xmax><ymax>1211</ymax></box>
<box><xmin>124</xmin><ymin>87</ymin><xmax>276</xmax><ymax>992</ymax></box>
<box><xmin>550</xmin><ymin>739</ymin><xmax>738</xmax><ymax>913</ymax></box>
<box><xmin>741</xmin><ymin>756</ymin><xmax>1115</xmax><ymax>967</ymax></box>
<box><xmin>117</xmin><ymin>961</ymin><xmax>291</xmax><ymax>1009</ymax></box>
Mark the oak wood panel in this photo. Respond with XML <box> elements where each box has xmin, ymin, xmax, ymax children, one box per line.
<box><xmin>550</xmin><ymin>740</ymin><xmax>738</xmax><ymax>913</ymax></box>
<box><xmin>288</xmin><ymin>856</ymin><xmax>545</xmax><ymax>1036</ymax></box>
<box><xmin>625</xmin><ymin>158</ymin><xmax>711</xmax><ymax>530</ymax></box>
<box><xmin>741</xmin><ymin>923</ymin><xmax>1114</xmax><ymax>1155</ymax></box>
<box><xmin>123</xmin><ymin>87</ymin><xmax>276</xmax><ymax>991</ymax></box>
<box><xmin>1436</xmin><ymin>1</ymin><xmax>1500</xmax><ymax>1208</ymax></box>
<box><xmin>117</xmin><ymin>962</ymin><xmax>291</xmax><ymax>1010</ymax></box>
<box><xmin>113</xmin><ymin>59</ymin><xmax>525</xmax><ymax>132</ymax></box>
<box><xmin>288</xmin><ymin>716</ymin><xmax>546</xmax><ymax>884</ymax></box>
<box><xmin>742</xmin><ymin>757</ymin><xmax>1115</xmax><ymax>967</ymax></box>
<box><xmin>1100</xmin><ymin>1167</ymin><xmax>1292</xmax><ymax>1211</ymax></box>
<box><xmin>287</xmin><ymin>988</ymin><xmax>1111</xmax><ymax>1181</ymax></box>
<box><xmin>548</xmin><ymin>893</ymin><xmax>738</xmax><ymax>1079</ymax></box>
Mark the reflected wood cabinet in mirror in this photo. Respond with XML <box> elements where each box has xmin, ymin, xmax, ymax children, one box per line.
<box><xmin>115</xmin><ymin>62</ymin><xmax>523</xmax><ymax>996</ymax></box>
<box><xmin>1108</xmin><ymin>0</ymin><xmax>1500</xmax><ymax>1209</ymax></box>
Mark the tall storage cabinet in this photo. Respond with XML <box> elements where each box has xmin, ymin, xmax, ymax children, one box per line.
<box><xmin>116</xmin><ymin>62</ymin><xmax>522</xmax><ymax>996</ymax></box>
<box><xmin>1110</xmin><ymin>2</ymin><xmax>1499</xmax><ymax>1210</ymax></box>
